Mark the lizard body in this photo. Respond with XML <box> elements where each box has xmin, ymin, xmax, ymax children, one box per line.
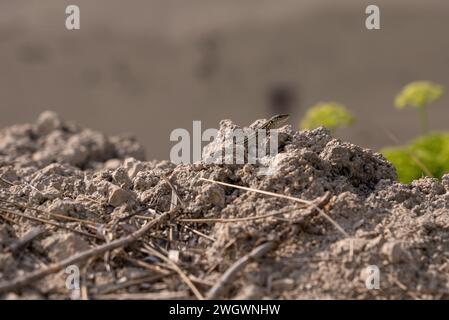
<box><xmin>242</xmin><ymin>114</ymin><xmax>290</xmax><ymax>146</ymax></box>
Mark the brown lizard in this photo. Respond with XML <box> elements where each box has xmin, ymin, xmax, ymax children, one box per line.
<box><xmin>242</xmin><ymin>114</ymin><xmax>290</xmax><ymax>146</ymax></box>
<box><xmin>237</xmin><ymin>114</ymin><xmax>290</xmax><ymax>163</ymax></box>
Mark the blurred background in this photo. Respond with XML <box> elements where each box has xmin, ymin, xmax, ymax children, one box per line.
<box><xmin>1</xmin><ymin>0</ymin><xmax>448</xmax><ymax>160</ymax></box>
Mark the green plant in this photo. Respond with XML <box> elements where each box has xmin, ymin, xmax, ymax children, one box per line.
<box><xmin>300</xmin><ymin>102</ymin><xmax>354</xmax><ymax>134</ymax></box>
<box><xmin>382</xmin><ymin>132</ymin><xmax>449</xmax><ymax>184</ymax></box>
<box><xmin>395</xmin><ymin>81</ymin><xmax>444</xmax><ymax>134</ymax></box>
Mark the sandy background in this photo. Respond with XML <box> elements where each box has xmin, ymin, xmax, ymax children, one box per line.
<box><xmin>1</xmin><ymin>0</ymin><xmax>449</xmax><ymax>160</ymax></box>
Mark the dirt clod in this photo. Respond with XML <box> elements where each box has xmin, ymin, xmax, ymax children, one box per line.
<box><xmin>108</xmin><ymin>186</ymin><xmax>133</xmax><ymax>207</ymax></box>
<box><xmin>42</xmin><ymin>233</ymin><xmax>90</xmax><ymax>261</ymax></box>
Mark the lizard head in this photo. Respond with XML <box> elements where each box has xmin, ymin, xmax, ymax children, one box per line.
<box><xmin>270</xmin><ymin>114</ymin><xmax>290</xmax><ymax>128</ymax></box>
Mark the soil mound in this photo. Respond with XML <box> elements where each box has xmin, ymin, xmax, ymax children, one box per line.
<box><xmin>1</xmin><ymin>112</ymin><xmax>448</xmax><ymax>299</ymax></box>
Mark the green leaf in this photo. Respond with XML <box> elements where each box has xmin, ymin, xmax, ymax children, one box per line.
<box><xmin>300</xmin><ymin>102</ymin><xmax>354</xmax><ymax>133</ymax></box>
<box><xmin>382</xmin><ymin>132</ymin><xmax>449</xmax><ymax>183</ymax></box>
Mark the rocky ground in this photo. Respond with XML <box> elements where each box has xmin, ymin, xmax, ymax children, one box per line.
<box><xmin>1</xmin><ymin>112</ymin><xmax>449</xmax><ymax>299</ymax></box>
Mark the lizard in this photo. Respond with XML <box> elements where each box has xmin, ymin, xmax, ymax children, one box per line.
<box><xmin>237</xmin><ymin>114</ymin><xmax>290</xmax><ymax>161</ymax></box>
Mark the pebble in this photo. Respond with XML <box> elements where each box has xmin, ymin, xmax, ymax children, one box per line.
<box><xmin>108</xmin><ymin>185</ymin><xmax>132</xmax><ymax>207</ymax></box>
<box><xmin>42</xmin><ymin>233</ymin><xmax>90</xmax><ymax>261</ymax></box>
<box><xmin>381</xmin><ymin>241</ymin><xmax>410</xmax><ymax>264</ymax></box>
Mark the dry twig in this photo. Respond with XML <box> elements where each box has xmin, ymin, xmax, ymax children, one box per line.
<box><xmin>0</xmin><ymin>177</ymin><xmax>14</xmax><ymax>186</ymax></box>
<box><xmin>8</xmin><ymin>226</ymin><xmax>47</xmax><ymax>253</ymax></box>
<box><xmin>0</xmin><ymin>199</ymin><xmax>99</xmax><ymax>226</ymax></box>
<box><xmin>161</xmin><ymin>175</ymin><xmax>186</xmax><ymax>209</ymax></box>
<box><xmin>142</xmin><ymin>243</ymin><xmax>205</xmax><ymax>300</ymax></box>
<box><xmin>199</xmin><ymin>178</ymin><xmax>348</xmax><ymax>237</ymax></box>
<box><xmin>206</xmin><ymin>241</ymin><xmax>276</xmax><ymax>299</ymax></box>
<box><xmin>0</xmin><ymin>207</ymin><xmax>101</xmax><ymax>240</ymax></box>
<box><xmin>178</xmin><ymin>211</ymin><xmax>290</xmax><ymax>224</ymax></box>
<box><xmin>0</xmin><ymin>211</ymin><xmax>173</xmax><ymax>294</ymax></box>
<box><xmin>180</xmin><ymin>224</ymin><xmax>216</xmax><ymax>242</ymax></box>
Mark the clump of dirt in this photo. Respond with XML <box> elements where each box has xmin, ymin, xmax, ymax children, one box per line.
<box><xmin>0</xmin><ymin>110</ymin><xmax>145</xmax><ymax>170</ymax></box>
<box><xmin>1</xmin><ymin>111</ymin><xmax>449</xmax><ymax>299</ymax></box>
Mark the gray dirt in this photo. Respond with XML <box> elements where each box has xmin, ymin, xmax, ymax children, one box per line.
<box><xmin>1</xmin><ymin>111</ymin><xmax>449</xmax><ymax>299</ymax></box>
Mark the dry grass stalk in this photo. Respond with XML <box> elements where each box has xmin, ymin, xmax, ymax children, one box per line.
<box><xmin>199</xmin><ymin>178</ymin><xmax>349</xmax><ymax>237</ymax></box>
<box><xmin>178</xmin><ymin>210</ymin><xmax>290</xmax><ymax>224</ymax></box>
<box><xmin>206</xmin><ymin>241</ymin><xmax>276</xmax><ymax>299</ymax></box>
<box><xmin>142</xmin><ymin>243</ymin><xmax>205</xmax><ymax>300</ymax></box>
<box><xmin>180</xmin><ymin>224</ymin><xmax>216</xmax><ymax>242</ymax></box>
<box><xmin>0</xmin><ymin>177</ymin><xmax>14</xmax><ymax>186</ymax></box>
<box><xmin>8</xmin><ymin>226</ymin><xmax>47</xmax><ymax>253</ymax></box>
<box><xmin>0</xmin><ymin>210</ymin><xmax>172</xmax><ymax>294</ymax></box>
<box><xmin>0</xmin><ymin>199</ymin><xmax>100</xmax><ymax>226</ymax></box>
<box><xmin>122</xmin><ymin>255</ymin><xmax>172</xmax><ymax>275</ymax></box>
<box><xmin>0</xmin><ymin>207</ymin><xmax>101</xmax><ymax>240</ymax></box>
<box><xmin>160</xmin><ymin>175</ymin><xmax>186</xmax><ymax>209</ymax></box>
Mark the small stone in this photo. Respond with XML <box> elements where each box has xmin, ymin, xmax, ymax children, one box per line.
<box><xmin>381</xmin><ymin>241</ymin><xmax>410</xmax><ymax>264</ymax></box>
<box><xmin>111</xmin><ymin>206</ymin><xmax>131</xmax><ymax>220</ymax></box>
<box><xmin>124</xmin><ymin>157</ymin><xmax>144</xmax><ymax>179</ymax></box>
<box><xmin>233</xmin><ymin>284</ymin><xmax>262</xmax><ymax>300</ymax></box>
<box><xmin>3</xmin><ymin>292</ymin><xmax>44</xmax><ymax>300</ymax></box>
<box><xmin>48</xmin><ymin>199</ymin><xmax>81</xmax><ymax>218</ymax></box>
<box><xmin>4</xmin><ymin>293</ymin><xmax>20</xmax><ymax>300</ymax></box>
<box><xmin>271</xmin><ymin>278</ymin><xmax>295</xmax><ymax>291</ymax></box>
<box><xmin>192</xmin><ymin>163</ymin><xmax>204</xmax><ymax>171</ymax></box>
<box><xmin>112</xmin><ymin>167</ymin><xmax>132</xmax><ymax>189</ymax></box>
<box><xmin>117</xmin><ymin>267</ymin><xmax>149</xmax><ymax>281</ymax></box>
<box><xmin>200</xmin><ymin>183</ymin><xmax>225</xmax><ymax>208</ymax></box>
<box><xmin>42</xmin><ymin>233</ymin><xmax>90</xmax><ymax>261</ymax></box>
<box><xmin>36</xmin><ymin>111</ymin><xmax>61</xmax><ymax>135</ymax></box>
<box><xmin>95</xmin><ymin>272</ymin><xmax>113</xmax><ymax>287</ymax></box>
<box><xmin>41</xmin><ymin>187</ymin><xmax>61</xmax><ymax>200</ymax></box>
<box><xmin>108</xmin><ymin>185</ymin><xmax>132</xmax><ymax>207</ymax></box>
<box><xmin>104</xmin><ymin>159</ymin><xmax>122</xmax><ymax>170</ymax></box>
<box><xmin>168</xmin><ymin>250</ymin><xmax>180</xmax><ymax>264</ymax></box>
